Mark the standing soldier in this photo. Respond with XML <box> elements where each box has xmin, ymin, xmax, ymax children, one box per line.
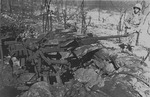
<box><xmin>124</xmin><ymin>3</ymin><xmax>144</xmax><ymax>46</ymax></box>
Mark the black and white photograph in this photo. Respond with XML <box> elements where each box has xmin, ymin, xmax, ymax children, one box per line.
<box><xmin>0</xmin><ymin>0</ymin><xmax>150</xmax><ymax>97</ymax></box>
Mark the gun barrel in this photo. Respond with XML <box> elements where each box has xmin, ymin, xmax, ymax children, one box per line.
<box><xmin>79</xmin><ymin>34</ymin><xmax>129</xmax><ymax>45</ymax></box>
<box><xmin>89</xmin><ymin>34</ymin><xmax>129</xmax><ymax>40</ymax></box>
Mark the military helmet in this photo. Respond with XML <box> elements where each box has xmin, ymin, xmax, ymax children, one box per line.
<box><xmin>133</xmin><ymin>3</ymin><xmax>142</xmax><ymax>10</ymax></box>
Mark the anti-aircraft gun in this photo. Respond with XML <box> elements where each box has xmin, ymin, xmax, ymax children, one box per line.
<box><xmin>0</xmin><ymin>27</ymin><xmax>129</xmax><ymax>88</ymax></box>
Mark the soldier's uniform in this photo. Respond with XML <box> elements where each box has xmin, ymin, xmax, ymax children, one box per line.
<box><xmin>124</xmin><ymin>3</ymin><xmax>144</xmax><ymax>46</ymax></box>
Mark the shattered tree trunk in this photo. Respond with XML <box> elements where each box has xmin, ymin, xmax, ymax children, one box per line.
<box><xmin>0</xmin><ymin>1</ymin><xmax>2</xmax><ymax>87</ymax></box>
<box><xmin>46</xmin><ymin>3</ymin><xmax>50</xmax><ymax>32</ymax></box>
<box><xmin>49</xmin><ymin>0</ymin><xmax>52</xmax><ymax>32</ymax></box>
<box><xmin>63</xmin><ymin>9</ymin><xmax>67</xmax><ymax>29</ymax></box>
<box><xmin>44</xmin><ymin>0</ymin><xmax>52</xmax><ymax>33</ymax></box>
<box><xmin>117</xmin><ymin>13</ymin><xmax>124</xmax><ymax>43</ymax></box>
<box><xmin>142</xmin><ymin>0</ymin><xmax>150</xmax><ymax>15</ymax></box>
<box><xmin>81</xmin><ymin>0</ymin><xmax>86</xmax><ymax>34</ymax></box>
<box><xmin>98</xmin><ymin>0</ymin><xmax>101</xmax><ymax>21</ymax></box>
<box><xmin>50</xmin><ymin>9</ymin><xmax>52</xmax><ymax>32</ymax></box>
<box><xmin>136</xmin><ymin>32</ymin><xmax>140</xmax><ymax>46</ymax></box>
<box><xmin>8</xmin><ymin>0</ymin><xmax>12</xmax><ymax>14</ymax></box>
<box><xmin>56</xmin><ymin>0</ymin><xmax>61</xmax><ymax>22</ymax></box>
<box><xmin>0</xmin><ymin>0</ymin><xmax>2</xmax><ymax>77</ymax></box>
<box><xmin>42</xmin><ymin>0</ymin><xmax>45</xmax><ymax>33</ymax></box>
<box><xmin>0</xmin><ymin>0</ymin><xmax>2</xmax><ymax>12</ymax></box>
<box><xmin>63</xmin><ymin>1</ymin><xmax>67</xmax><ymax>29</ymax></box>
<box><xmin>0</xmin><ymin>40</ymin><xmax>4</xmax><ymax>87</ymax></box>
<box><xmin>0</xmin><ymin>0</ymin><xmax>1</xmax><ymax>17</ymax></box>
<box><xmin>44</xmin><ymin>0</ymin><xmax>48</xmax><ymax>32</ymax></box>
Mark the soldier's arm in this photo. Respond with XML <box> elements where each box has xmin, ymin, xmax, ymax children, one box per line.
<box><xmin>136</xmin><ymin>14</ymin><xmax>145</xmax><ymax>32</ymax></box>
<box><xmin>124</xmin><ymin>13</ymin><xmax>132</xmax><ymax>28</ymax></box>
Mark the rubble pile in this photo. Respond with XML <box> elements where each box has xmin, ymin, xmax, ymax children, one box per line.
<box><xmin>0</xmin><ymin>23</ymin><xmax>150</xmax><ymax>97</ymax></box>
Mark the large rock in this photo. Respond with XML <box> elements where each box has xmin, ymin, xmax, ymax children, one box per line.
<box><xmin>20</xmin><ymin>81</ymin><xmax>52</xmax><ymax>97</ymax></box>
